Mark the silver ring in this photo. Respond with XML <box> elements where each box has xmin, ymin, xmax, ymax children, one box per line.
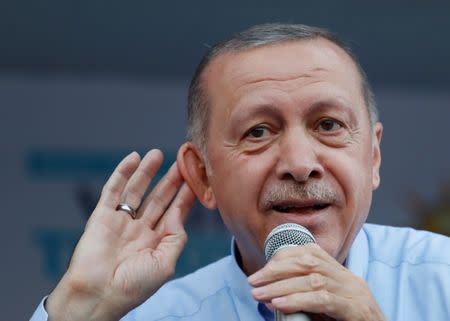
<box><xmin>116</xmin><ymin>203</ymin><xmax>137</xmax><ymax>219</ymax></box>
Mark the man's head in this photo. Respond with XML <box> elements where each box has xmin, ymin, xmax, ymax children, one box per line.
<box><xmin>177</xmin><ymin>23</ymin><xmax>382</xmax><ymax>274</ymax></box>
<box><xmin>186</xmin><ymin>23</ymin><xmax>379</xmax><ymax>154</ymax></box>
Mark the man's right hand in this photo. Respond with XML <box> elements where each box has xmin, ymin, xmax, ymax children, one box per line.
<box><xmin>46</xmin><ymin>150</ymin><xmax>196</xmax><ymax>321</ymax></box>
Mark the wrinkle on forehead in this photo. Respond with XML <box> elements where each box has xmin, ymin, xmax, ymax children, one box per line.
<box><xmin>233</xmin><ymin>66</ymin><xmax>328</xmax><ymax>88</ymax></box>
<box><xmin>203</xmin><ymin>39</ymin><xmax>364</xmax><ymax>127</ymax></box>
<box><xmin>236</xmin><ymin>70</ymin><xmax>329</xmax><ymax>98</ymax></box>
<box><xmin>227</xmin><ymin>61</ymin><xmax>329</xmax><ymax>87</ymax></box>
<box><xmin>229</xmin><ymin>67</ymin><xmax>333</xmax><ymax>111</ymax></box>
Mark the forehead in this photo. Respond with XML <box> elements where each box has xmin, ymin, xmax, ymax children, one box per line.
<box><xmin>201</xmin><ymin>38</ymin><xmax>364</xmax><ymax>114</ymax></box>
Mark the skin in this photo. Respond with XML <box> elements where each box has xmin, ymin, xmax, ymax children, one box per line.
<box><xmin>178</xmin><ymin>39</ymin><xmax>384</xmax><ymax>320</ymax></box>
<box><xmin>46</xmin><ymin>38</ymin><xmax>384</xmax><ymax>321</ymax></box>
<box><xmin>46</xmin><ymin>151</ymin><xmax>197</xmax><ymax>321</ymax></box>
<box><xmin>180</xmin><ymin>39</ymin><xmax>382</xmax><ymax>272</ymax></box>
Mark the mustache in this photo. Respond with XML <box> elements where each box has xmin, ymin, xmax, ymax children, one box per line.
<box><xmin>261</xmin><ymin>180</ymin><xmax>339</xmax><ymax>210</ymax></box>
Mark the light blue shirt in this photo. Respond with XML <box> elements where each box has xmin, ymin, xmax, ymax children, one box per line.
<box><xmin>30</xmin><ymin>224</ymin><xmax>450</xmax><ymax>321</ymax></box>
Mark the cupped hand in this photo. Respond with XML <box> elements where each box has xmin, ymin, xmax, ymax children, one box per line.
<box><xmin>47</xmin><ymin>150</ymin><xmax>196</xmax><ymax>321</ymax></box>
<box><xmin>248</xmin><ymin>244</ymin><xmax>385</xmax><ymax>321</ymax></box>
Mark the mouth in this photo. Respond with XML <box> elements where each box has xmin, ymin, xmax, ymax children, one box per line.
<box><xmin>272</xmin><ymin>201</ymin><xmax>331</xmax><ymax>214</ymax></box>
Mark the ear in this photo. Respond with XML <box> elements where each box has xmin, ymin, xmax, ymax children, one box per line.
<box><xmin>177</xmin><ymin>142</ymin><xmax>217</xmax><ymax>209</ymax></box>
<box><xmin>371</xmin><ymin>122</ymin><xmax>383</xmax><ymax>190</ymax></box>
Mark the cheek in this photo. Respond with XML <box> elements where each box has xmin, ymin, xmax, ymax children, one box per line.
<box><xmin>208</xmin><ymin>149</ymin><xmax>277</xmax><ymax>233</ymax></box>
<box><xmin>326</xmin><ymin>147</ymin><xmax>374</xmax><ymax>217</ymax></box>
<box><xmin>318</xmin><ymin>150</ymin><xmax>373</xmax><ymax>259</ymax></box>
<box><xmin>210</xmin><ymin>152</ymin><xmax>273</xmax><ymax>210</ymax></box>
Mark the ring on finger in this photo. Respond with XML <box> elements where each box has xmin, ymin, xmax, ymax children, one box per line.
<box><xmin>116</xmin><ymin>203</ymin><xmax>137</xmax><ymax>219</ymax></box>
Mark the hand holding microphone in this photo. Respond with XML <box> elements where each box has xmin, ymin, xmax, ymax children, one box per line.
<box><xmin>249</xmin><ymin>223</ymin><xmax>386</xmax><ymax>321</ymax></box>
<box><xmin>264</xmin><ymin>223</ymin><xmax>316</xmax><ymax>321</ymax></box>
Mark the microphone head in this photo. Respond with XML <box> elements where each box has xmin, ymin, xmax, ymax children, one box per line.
<box><xmin>264</xmin><ymin>223</ymin><xmax>316</xmax><ymax>261</ymax></box>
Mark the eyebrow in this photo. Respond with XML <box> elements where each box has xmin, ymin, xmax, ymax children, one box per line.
<box><xmin>304</xmin><ymin>98</ymin><xmax>358</xmax><ymax>122</ymax></box>
<box><xmin>228</xmin><ymin>103</ymin><xmax>283</xmax><ymax>126</ymax></box>
<box><xmin>228</xmin><ymin>96</ymin><xmax>358</xmax><ymax>130</ymax></box>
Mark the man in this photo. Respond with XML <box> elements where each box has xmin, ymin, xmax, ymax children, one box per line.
<box><xmin>30</xmin><ymin>23</ymin><xmax>450</xmax><ymax>321</ymax></box>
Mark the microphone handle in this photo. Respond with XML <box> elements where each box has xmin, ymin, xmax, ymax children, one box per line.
<box><xmin>276</xmin><ymin>310</ymin><xmax>311</xmax><ymax>321</ymax></box>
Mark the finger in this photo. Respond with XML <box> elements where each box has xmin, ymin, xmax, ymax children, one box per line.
<box><xmin>265</xmin><ymin>303</ymin><xmax>275</xmax><ymax>312</ymax></box>
<box><xmin>139</xmin><ymin>161</ymin><xmax>184</xmax><ymax>227</ymax></box>
<box><xmin>249</xmin><ymin>255</ymin><xmax>324</xmax><ymax>287</ymax></box>
<box><xmin>272</xmin><ymin>244</ymin><xmax>334</xmax><ymax>265</ymax></box>
<box><xmin>248</xmin><ymin>245</ymin><xmax>340</xmax><ymax>286</ymax></box>
<box><xmin>156</xmin><ymin>183</ymin><xmax>196</xmax><ymax>234</ymax></box>
<box><xmin>121</xmin><ymin>149</ymin><xmax>163</xmax><ymax>211</ymax></box>
<box><xmin>150</xmin><ymin>184</ymin><xmax>196</xmax><ymax>270</ymax></box>
<box><xmin>99</xmin><ymin>152</ymin><xmax>141</xmax><ymax>208</ymax></box>
<box><xmin>271</xmin><ymin>290</ymin><xmax>347</xmax><ymax>318</ymax></box>
<box><xmin>252</xmin><ymin>273</ymin><xmax>337</xmax><ymax>301</ymax></box>
<box><xmin>152</xmin><ymin>207</ymin><xmax>189</xmax><ymax>274</ymax></box>
<box><xmin>153</xmin><ymin>183</ymin><xmax>196</xmax><ymax>267</ymax></box>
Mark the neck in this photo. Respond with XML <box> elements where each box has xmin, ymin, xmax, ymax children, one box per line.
<box><xmin>233</xmin><ymin>240</ymin><xmax>266</xmax><ymax>276</ymax></box>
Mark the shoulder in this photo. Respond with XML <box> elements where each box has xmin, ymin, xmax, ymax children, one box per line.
<box><xmin>361</xmin><ymin>225</ymin><xmax>450</xmax><ymax>319</ymax></box>
<box><xmin>362</xmin><ymin>223</ymin><xmax>450</xmax><ymax>267</ymax></box>
<box><xmin>129</xmin><ymin>256</ymin><xmax>235</xmax><ymax>321</ymax></box>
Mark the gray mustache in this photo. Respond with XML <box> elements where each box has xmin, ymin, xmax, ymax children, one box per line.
<box><xmin>261</xmin><ymin>181</ymin><xmax>339</xmax><ymax>210</ymax></box>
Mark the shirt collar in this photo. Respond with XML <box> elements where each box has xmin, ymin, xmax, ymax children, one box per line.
<box><xmin>225</xmin><ymin>238</ymin><xmax>274</xmax><ymax>321</ymax></box>
<box><xmin>226</xmin><ymin>238</ymin><xmax>257</xmax><ymax>303</ymax></box>
<box><xmin>345</xmin><ymin>225</ymin><xmax>369</xmax><ymax>280</ymax></box>
<box><xmin>224</xmin><ymin>226</ymin><xmax>369</xmax><ymax>321</ymax></box>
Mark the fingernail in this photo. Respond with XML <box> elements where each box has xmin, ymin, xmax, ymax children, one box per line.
<box><xmin>126</xmin><ymin>151</ymin><xmax>138</xmax><ymax>158</ymax></box>
<box><xmin>251</xmin><ymin>287</ymin><xmax>265</xmax><ymax>297</ymax></box>
<box><xmin>265</xmin><ymin>303</ymin><xmax>275</xmax><ymax>312</ymax></box>
<box><xmin>272</xmin><ymin>297</ymin><xmax>287</xmax><ymax>305</ymax></box>
<box><xmin>248</xmin><ymin>271</ymin><xmax>263</xmax><ymax>284</ymax></box>
<box><xmin>124</xmin><ymin>151</ymin><xmax>140</xmax><ymax>162</ymax></box>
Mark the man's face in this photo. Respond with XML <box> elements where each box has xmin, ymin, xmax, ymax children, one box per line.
<box><xmin>201</xmin><ymin>39</ymin><xmax>382</xmax><ymax>273</ymax></box>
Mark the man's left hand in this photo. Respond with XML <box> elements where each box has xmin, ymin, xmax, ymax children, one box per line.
<box><xmin>248</xmin><ymin>244</ymin><xmax>385</xmax><ymax>321</ymax></box>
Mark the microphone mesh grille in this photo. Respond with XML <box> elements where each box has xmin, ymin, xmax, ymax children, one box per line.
<box><xmin>264</xmin><ymin>223</ymin><xmax>316</xmax><ymax>261</ymax></box>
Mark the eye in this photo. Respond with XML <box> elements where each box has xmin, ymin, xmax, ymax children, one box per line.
<box><xmin>245</xmin><ymin>126</ymin><xmax>271</xmax><ymax>139</ymax></box>
<box><xmin>317</xmin><ymin>119</ymin><xmax>342</xmax><ymax>132</ymax></box>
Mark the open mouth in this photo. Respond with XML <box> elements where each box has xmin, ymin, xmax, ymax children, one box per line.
<box><xmin>272</xmin><ymin>202</ymin><xmax>330</xmax><ymax>213</ymax></box>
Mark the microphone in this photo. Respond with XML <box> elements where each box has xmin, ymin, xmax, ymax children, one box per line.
<box><xmin>264</xmin><ymin>223</ymin><xmax>316</xmax><ymax>321</ymax></box>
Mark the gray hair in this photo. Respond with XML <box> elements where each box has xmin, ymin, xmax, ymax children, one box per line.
<box><xmin>187</xmin><ymin>23</ymin><xmax>378</xmax><ymax>153</ymax></box>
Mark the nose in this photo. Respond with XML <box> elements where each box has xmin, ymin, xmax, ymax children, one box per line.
<box><xmin>275</xmin><ymin>128</ymin><xmax>324</xmax><ymax>182</ymax></box>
